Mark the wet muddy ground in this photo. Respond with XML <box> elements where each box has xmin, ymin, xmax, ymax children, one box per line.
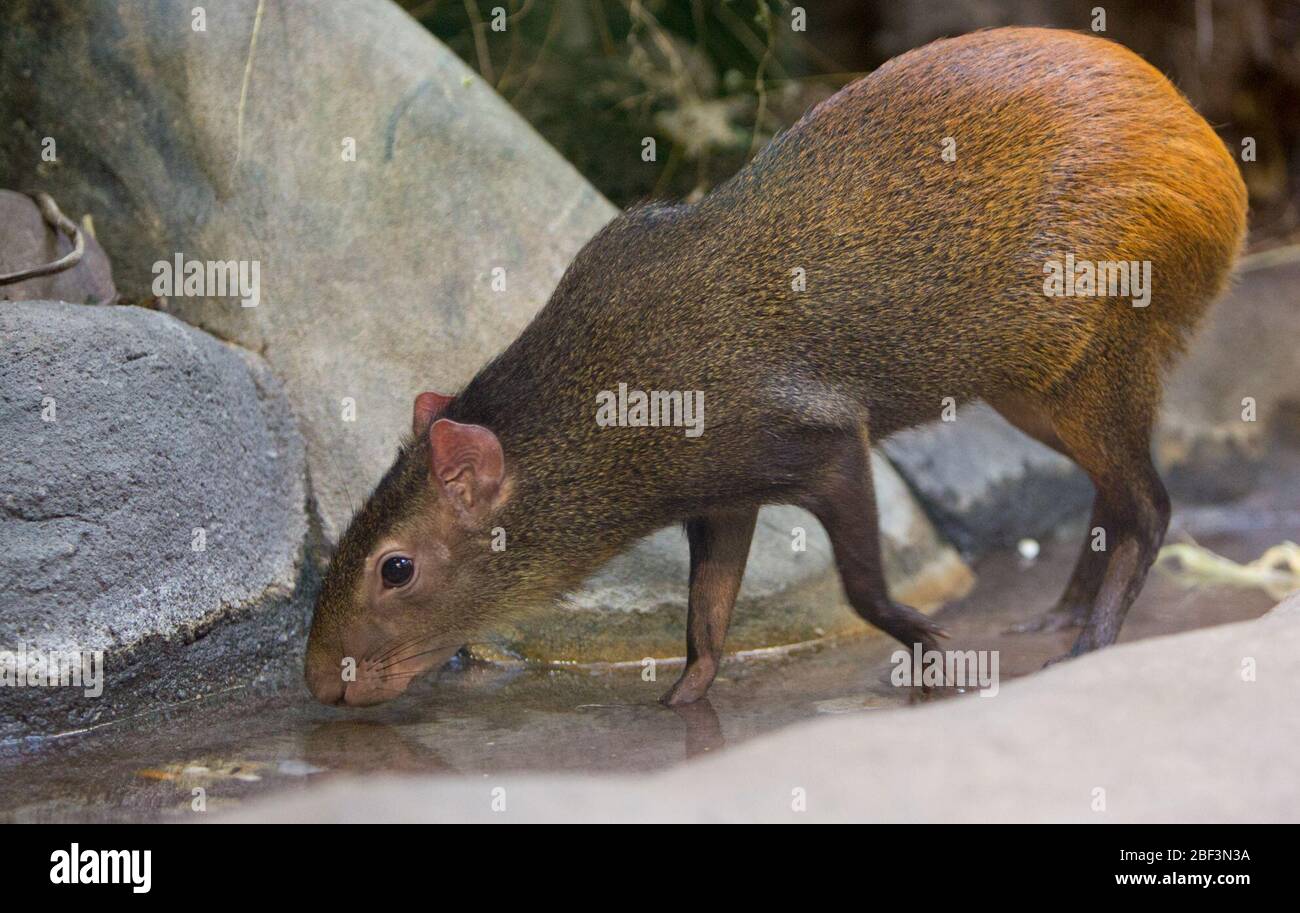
<box><xmin>1</xmin><ymin>460</ymin><xmax>1295</xmax><ymax>822</ymax></box>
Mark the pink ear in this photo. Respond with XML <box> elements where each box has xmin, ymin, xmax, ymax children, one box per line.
<box><xmin>429</xmin><ymin>419</ymin><xmax>505</xmax><ymax>516</ymax></box>
<box><xmin>412</xmin><ymin>392</ymin><xmax>454</xmax><ymax>436</ymax></box>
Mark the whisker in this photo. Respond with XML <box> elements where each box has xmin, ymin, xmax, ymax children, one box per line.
<box><xmin>373</xmin><ymin>644</ymin><xmax>455</xmax><ymax>673</ymax></box>
<box><xmin>369</xmin><ymin>633</ymin><xmax>436</xmax><ymax>666</ymax></box>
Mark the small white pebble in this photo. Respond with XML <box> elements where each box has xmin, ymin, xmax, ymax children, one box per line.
<box><xmin>1017</xmin><ymin>538</ymin><xmax>1040</xmax><ymax>561</ymax></box>
<box><xmin>277</xmin><ymin>760</ymin><xmax>324</xmax><ymax>777</ymax></box>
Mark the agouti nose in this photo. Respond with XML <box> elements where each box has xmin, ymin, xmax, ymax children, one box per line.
<box><xmin>306</xmin><ymin>664</ymin><xmax>346</xmax><ymax>706</ymax></box>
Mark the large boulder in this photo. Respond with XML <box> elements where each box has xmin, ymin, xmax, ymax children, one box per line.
<box><xmin>0</xmin><ymin>301</ymin><xmax>308</xmax><ymax>740</ymax></box>
<box><xmin>0</xmin><ymin>0</ymin><xmax>615</xmax><ymax>544</ymax></box>
<box><xmin>1159</xmin><ymin>251</ymin><xmax>1300</xmax><ymax>499</ymax></box>
<box><xmin>0</xmin><ymin>0</ymin><xmax>975</xmax><ymax>664</ymax></box>
<box><xmin>881</xmin><ymin>403</ymin><xmax>1093</xmax><ymax>556</ymax></box>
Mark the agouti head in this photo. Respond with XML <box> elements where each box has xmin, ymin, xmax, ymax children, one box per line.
<box><xmin>304</xmin><ymin>392</ymin><xmax>510</xmax><ymax>706</ymax></box>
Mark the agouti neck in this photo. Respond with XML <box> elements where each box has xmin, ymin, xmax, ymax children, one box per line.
<box><xmin>443</xmin><ymin>207</ymin><xmax>706</xmax><ymax>588</ymax></box>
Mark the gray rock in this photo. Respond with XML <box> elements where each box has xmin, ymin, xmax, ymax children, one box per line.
<box><xmin>1160</xmin><ymin>250</ymin><xmax>1300</xmax><ymax>500</ymax></box>
<box><xmin>881</xmin><ymin>403</ymin><xmax>1093</xmax><ymax>556</ymax></box>
<box><xmin>0</xmin><ymin>301</ymin><xmax>308</xmax><ymax>740</ymax></box>
<box><xmin>0</xmin><ymin>190</ymin><xmax>116</xmax><ymax>305</ymax></box>
<box><xmin>0</xmin><ymin>0</ymin><xmax>616</xmax><ymax>543</ymax></box>
<box><xmin>227</xmin><ymin>591</ymin><xmax>1300</xmax><ymax>823</ymax></box>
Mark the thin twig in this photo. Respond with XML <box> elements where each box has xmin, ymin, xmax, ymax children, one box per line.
<box><xmin>462</xmin><ymin>0</ymin><xmax>496</xmax><ymax>84</ymax></box>
<box><xmin>748</xmin><ymin>0</ymin><xmax>776</xmax><ymax>158</ymax></box>
<box><xmin>0</xmin><ymin>192</ymin><xmax>85</xmax><ymax>285</ymax></box>
<box><xmin>234</xmin><ymin>0</ymin><xmax>265</xmax><ymax>169</ymax></box>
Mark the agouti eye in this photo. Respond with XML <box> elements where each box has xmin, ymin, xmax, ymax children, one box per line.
<box><xmin>381</xmin><ymin>555</ymin><xmax>414</xmax><ymax>588</ymax></box>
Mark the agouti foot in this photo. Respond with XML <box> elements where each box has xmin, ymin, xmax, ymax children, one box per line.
<box><xmin>660</xmin><ymin>683</ymin><xmax>704</xmax><ymax>707</ymax></box>
<box><xmin>883</xmin><ymin>602</ymin><xmax>951</xmax><ymax>647</ymax></box>
<box><xmin>660</xmin><ymin>664</ymin><xmax>717</xmax><ymax>706</ymax></box>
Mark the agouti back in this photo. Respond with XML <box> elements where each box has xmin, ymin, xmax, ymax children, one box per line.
<box><xmin>305</xmin><ymin>27</ymin><xmax>1248</xmax><ymax>707</ymax></box>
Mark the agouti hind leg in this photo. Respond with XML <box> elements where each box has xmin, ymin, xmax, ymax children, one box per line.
<box><xmin>989</xmin><ymin>392</ymin><xmax>1110</xmax><ymax>634</ymax></box>
<box><xmin>1034</xmin><ymin>361</ymin><xmax>1171</xmax><ymax>661</ymax></box>
<box><xmin>807</xmin><ymin>428</ymin><xmax>949</xmax><ymax>657</ymax></box>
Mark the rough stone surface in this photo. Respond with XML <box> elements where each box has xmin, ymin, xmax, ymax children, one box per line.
<box><xmin>1160</xmin><ymin>251</ymin><xmax>1300</xmax><ymax>500</ymax></box>
<box><xmin>0</xmin><ymin>301</ymin><xmax>308</xmax><ymax>739</ymax></box>
<box><xmin>0</xmin><ymin>190</ymin><xmax>116</xmax><ymax>305</ymax></box>
<box><xmin>494</xmin><ymin>455</ymin><xmax>974</xmax><ymax>664</ymax></box>
<box><xmin>0</xmin><ymin>0</ymin><xmax>616</xmax><ymax>542</ymax></box>
<box><xmin>229</xmin><ymin>592</ymin><xmax>1300</xmax><ymax>823</ymax></box>
<box><xmin>881</xmin><ymin>403</ymin><xmax>1093</xmax><ymax>556</ymax></box>
<box><xmin>883</xmin><ymin>252</ymin><xmax>1300</xmax><ymax>555</ymax></box>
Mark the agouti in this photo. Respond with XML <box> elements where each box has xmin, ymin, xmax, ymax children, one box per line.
<box><xmin>305</xmin><ymin>27</ymin><xmax>1247</xmax><ymax>707</ymax></box>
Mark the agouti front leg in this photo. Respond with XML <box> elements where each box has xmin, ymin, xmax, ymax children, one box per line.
<box><xmin>809</xmin><ymin>429</ymin><xmax>949</xmax><ymax>658</ymax></box>
<box><xmin>660</xmin><ymin>506</ymin><xmax>759</xmax><ymax>706</ymax></box>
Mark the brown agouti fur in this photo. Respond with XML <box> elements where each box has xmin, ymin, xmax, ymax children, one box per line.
<box><xmin>305</xmin><ymin>27</ymin><xmax>1247</xmax><ymax>707</ymax></box>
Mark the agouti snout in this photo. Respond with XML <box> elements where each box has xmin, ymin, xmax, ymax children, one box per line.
<box><xmin>305</xmin><ymin>27</ymin><xmax>1247</xmax><ymax>707</ymax></box>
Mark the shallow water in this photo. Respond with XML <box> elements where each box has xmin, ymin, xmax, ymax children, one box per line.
<box><xmin>1</xmin><ymin>469</ymin><xmax>1294</xmax><ymax>822</ymax></box>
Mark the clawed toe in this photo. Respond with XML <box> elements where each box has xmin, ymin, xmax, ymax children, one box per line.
<box><xmin>882</xmin><ymin>602</ymin><xmax>950</xmax><ymax>646</ymax></box>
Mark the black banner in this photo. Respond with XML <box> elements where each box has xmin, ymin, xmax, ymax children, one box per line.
<box><xmin>1</xmin><ymin>824</ymin><xmax>1279</xmax><ymax>897</ymax></box>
